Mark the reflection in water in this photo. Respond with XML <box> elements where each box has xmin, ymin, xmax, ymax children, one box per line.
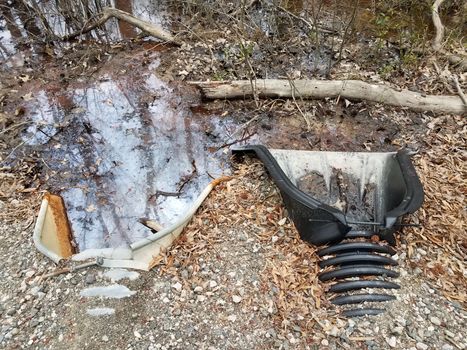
<box><xmin>23</xmin><ymin>68</ymin><xmax>233</xmax><ymax>251</ymax></box>
<box><xmin>114</xmin><ymin>0</ymin><xmax>137</xmax><ymax>38</ymax></box>
<box><xmin>0</xmin><ymin>0</ymin><xmax>170</xmax><ymax>56</ymax></box>
<box><xmin>131</xmin><ymin>0</ymin><xmax>169</xmax><ymax>27</ymax></box>
<box><xmin>23</xmin><ymin>91</ymin><xmax>63</xmax><ymax>145</ymax></box>
<box><xmin>0</xmin><ymin>14</ymin><xmax>18</xmax><ymax>59</ymax></box>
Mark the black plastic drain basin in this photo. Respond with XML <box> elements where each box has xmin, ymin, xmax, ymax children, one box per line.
<box><xmin>232</xmin><ymin>145</ymin><xmax>424</xmax><ymax>246</ymax></box>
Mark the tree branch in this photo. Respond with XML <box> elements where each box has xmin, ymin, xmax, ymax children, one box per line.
<box><xmin>431</xmin><ymin>0</ymin><xmax>446</xmax><ymax>52</ymax></box>
<box><xmin>191</xmin><ymin>79</ymin><xmax>466</xmax><ymax>115</ymax></box>
<box><xmin>62</xmin><ymin>7</ymin><xmax>180</xmax><ymax>45</ymax></box>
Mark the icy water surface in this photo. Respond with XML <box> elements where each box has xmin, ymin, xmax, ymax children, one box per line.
<box><xmin>21</xmin><ymin>62</ymin><xmax>239</xmax><ymax>252</ymax></box>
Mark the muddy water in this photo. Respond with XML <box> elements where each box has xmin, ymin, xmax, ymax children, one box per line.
<box><xmin>21</xmin><ymin>60</ymin><xmax>241</xmax><ymax>251</ymax></box>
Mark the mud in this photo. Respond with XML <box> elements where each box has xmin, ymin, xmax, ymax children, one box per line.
<box><xmin>297</xmin><ymin>167</ymin><xmax>376</xmax><ymax>221</ymax></box>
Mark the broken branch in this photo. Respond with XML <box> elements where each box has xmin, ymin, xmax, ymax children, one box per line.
<box><xmin>63</xmin><ymin>7</ymin><xmax>179</xmax><ymax>45</ymax></box>
<box><xmin>453</xmin><ymin>76</ymin><xmax>467</xmax><ymax>107</ymax></box>
<box><xmin>191</xmin><ymin>79</ymin><xmax>466</xmax><ymax>115</ymax></box>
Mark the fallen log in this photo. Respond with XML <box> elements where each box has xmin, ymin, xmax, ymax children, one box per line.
<box><xmin>63</xmin><ymin>7</ymin><xmax>179</xmax><ymax>45</ymax></box>
<box><xmin>191</xmin><ymin>79</ymin><xmax>466</xmax><ymax>115</ymax></box>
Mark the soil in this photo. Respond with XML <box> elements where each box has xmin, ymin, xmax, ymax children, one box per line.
<box><xmin>0</xmin><ymin>1</ymin><xmax>466</xmax><ymax>349</ymax></box>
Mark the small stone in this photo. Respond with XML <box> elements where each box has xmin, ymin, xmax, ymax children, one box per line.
<box><xmin>29</xmin><ymin>286</ymin><xmax>41</xmax><ymax>296</ymax></box>
<box><xmin>416</xmin><ymin>342</ymin><xmax>428</xmax><ymax>350</ymax></box>
<box><xmin>172</xmin><ymin>282</ymin><xmax>182</xmax><ymax>292</ymax></box>
<box><xmin>25</xmin><ymin>270</ymin><xmax>35</xmax><ymax>278</ymax></box>
<box><xmin>430</xmin><ymin>316</ymin><xmax>441</xmax><ymax>326</ymax></box>
<box><xmin>194</xmin><ymin>286</ymin><xmax>203</xmax><ymax>294</ymax></box>
<box><xmin>102</xmin><ymin>335</ymin><xmax>109</xmax><ymax>342</ymax></box>
<box><xmin>227</xmin><ymin>315</ymin><xmax>237</xmax><ymax>322</ymax></box>
<box><xmin>321</xmin><ymin>339</ymin><xmax>329</xmax><ymax>346</ymax></box>
<box><xmin>197</xmin><ymin>295</ymin><xmax>206</xmax><ymax>302</ymax></box>
<box><xmin>10</xmin><ymin>328</ymin><xmax>19</xmax><ymax>336</ymax></box>
<box><xmin>441</xmin><ymin>344</ymin><xmax>453</xmax><ymax>350</ymax></box>
<box><xmin>85</xmin><ymin>273</ymin><xmax>96</xmax><ymax>285</ymax></box>
<box><xmin>445</xmin><ymin>330</ymin><xmax>455</xmax><ymax>338</ymax></box>
<box><xmin>173</xmin><ymin>308</ymin><xmax>181</xmax><ymax>316</ymax></box>
<box><xmin>209</xmin><ymin>280</ymin><xmax>217</xmax><ymax>289</ymax></box>
<box><xmin>327</xmin><ymin>326</ymin><xmax>339</xmax><ymax>337</ymax></box>
<box><xmin>6</xmin><ymin>308</ymin><xmax>16</xmax><ymax>316</ymax></box>
<box><xmin>232</xmin><ymin>295</ymin><xmax>242</xmax><ymax>303</ymax></box>
<box><xmin>134</xmin><ymin>330</ymin><xmax>142</xmax><ymax>339</ymax></box>
<box><xmin>386</xmin><ymin>336</ymin><xmax>397</xmax><ymax>348</ymax></box>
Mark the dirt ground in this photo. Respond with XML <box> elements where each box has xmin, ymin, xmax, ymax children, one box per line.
<box><xmin>0</xmin><ymin>1</ymin><xmax>466</xmax><ymax>349</ymax></box>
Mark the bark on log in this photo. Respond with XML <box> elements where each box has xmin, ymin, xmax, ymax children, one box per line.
<box><xmin>191</xmin><ymin>79</ymin><xmax>466</xmax><ymax>115</ymax></box>
<box><xmin>63</xmin><ymin>7</ymin><xmax>179</xmax><ymax>45</ymax></box>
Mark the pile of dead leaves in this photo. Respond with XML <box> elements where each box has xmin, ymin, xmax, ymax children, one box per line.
<box><xmin>161</xmin><ymin>116</ymin><xmax>466</xmax><ymax>336</ymax></box>
<box><xmin>401</xmin><ymin>115</ymin><xmax>466</xmax><ymax>306</ymax></box>
<box><xmin>159</xmin><ymin>160</ymin><xmax>338</xmax><ymax>339</ymax></box>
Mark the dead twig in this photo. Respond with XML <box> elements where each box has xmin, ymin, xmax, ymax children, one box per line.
<box><xmin>177</xmin><ymin>160</ymin><xmax>198</xmax><ymax>192</ymax></box>
<box><xmin>216</xmin><ymin>130</ymin><xmax>255</xmax><ymax>150</ymax></box>
<box><xmin>275</xmin><ymin>4</ymin><xmax>337</xmax><ymax>35</ymax></box>
<box><xmin>62</xmin><ymin>7</ymin><xmax>180</xmax><ymax>45</ymax></box>
<box><xmin>452</xmin><ymin>76</ymin><xmax>467</xmax><ymax>106</ymax></box>
<box><xmin>287</xmin><ymin>77</ymin><xmax>312</xmax><ymax>131</ymax></box>
<box><xmin>39</xmin><ymin>258</ymin><xmax>103</xmax><ymax>280</ymax></box>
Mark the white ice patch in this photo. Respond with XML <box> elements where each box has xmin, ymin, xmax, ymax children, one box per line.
<box><xmin>80</xmin><ymin>284</ymin><xmax>136</xmax><ymax>299</ymax></box>
<box><xmin>102</xmin><ymin>269</ymin><xmax>140</xmax><ymax>282</ymax></box>
<box><xmin>86</xmin><ymin>307</ymin><xmax>115</xmax><ymax>316</ymax></box>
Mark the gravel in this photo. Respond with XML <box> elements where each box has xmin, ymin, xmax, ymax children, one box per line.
<box><xmin>1</xmin><ymin>170</ymin><xmax>466</xmax><ymax>349</ymax></box>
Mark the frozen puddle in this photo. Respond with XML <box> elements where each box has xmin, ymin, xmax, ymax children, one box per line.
<box><xmin>22</xmin><ymin>63</ymin><xmax>236</xmax><ymax>253</ymax></box>
<box><xmin>86</xmin><ymin>307</ymin><xmax>116</xmax><ymax>316</ymax></box>
<box><xmin>102</xmin><ymin>269</ymin><xmax>140</xmax><ymax>282</ymax></box>
<box><xmin>80</xmin><ymin>284</ymin><xmax>136</xmax><ymax>299</ymax></box>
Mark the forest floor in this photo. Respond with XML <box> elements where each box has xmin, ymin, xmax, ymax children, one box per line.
<box><xmin>0</xmin><ymin>1</ymin><xmax>466</xmax><ymax>349</ymax></box>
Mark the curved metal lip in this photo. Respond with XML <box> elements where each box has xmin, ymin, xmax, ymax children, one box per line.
<box><xmin>232</xmin><ymin>144</ymin><xmax>424</xmax><ymax>236</ymax></box>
